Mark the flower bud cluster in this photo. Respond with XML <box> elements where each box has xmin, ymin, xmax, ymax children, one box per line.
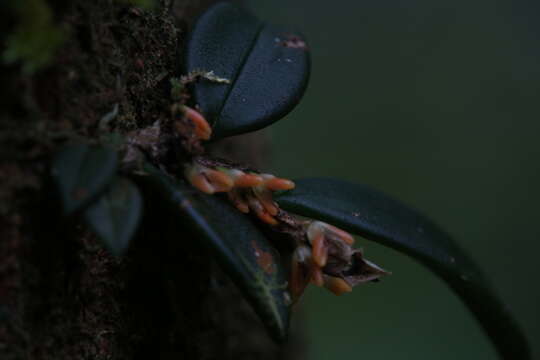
<box><xmin>289</xmin><ymin>221</ymin><xmax>389</xmax><ymax>302</ymax></box>
<box><xmin>168</xmin><ymin>75</ymin><xmax>388</xmax><ymax>303</ymax></box>
<box><xmin>184</xmin><ymin>162</ymin><xmax>295</xmax><ymax>225</ymax></box>
<box><xmin>175</xmin><ymin>105</ymin><xmax>388</xmax><ymax>303</ymax></box>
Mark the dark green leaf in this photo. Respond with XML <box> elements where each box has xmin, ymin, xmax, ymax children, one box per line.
<box><xmin>51</xmin><ymin>143</ymin><xmax>118</xmax><ymax>215</ymax></box>
<box><xmin>142</xmin><ymin>163</ymin><xmax>290</xmax><ymax>341</ymax></box>
<box><xmin>85</xmin><ymin>177</ymin><xmax>143</xmax><ymax>256</ymax></box>
<box><xmin>185</xmin><ymin>2</ymin><xmax>310</xmax><ymax>139</ymax></box>
<box><xmin>275</xmin><ymin>177</ymin><xmax>530</xmax><ymax>360</ymax></box>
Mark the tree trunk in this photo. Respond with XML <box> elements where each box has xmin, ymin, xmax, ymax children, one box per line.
<box><xmin>0</xmin><ymin>1</ymin><xmax>305</xmax><ymax>359</ymax></box>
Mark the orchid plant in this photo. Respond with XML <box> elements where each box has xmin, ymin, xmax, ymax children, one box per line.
<box><xmin>51</xmin><ymin>3</ymin><xmax>529</xmax><ymax>359</ymax></box>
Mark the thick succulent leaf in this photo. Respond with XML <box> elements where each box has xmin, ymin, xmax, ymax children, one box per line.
<box><xmin>185</xmin><ymin>2</ymin><xmax>310</xmax><ymax>139</ymax></box>
<box><xmin>141</xmin><ymin>163</ymin><xmax>290</xmax><ymax>341</ymax></box>
<box><xmin>275</xmin><ymin>177</ymin><xmax>530</xmax><ymax>360</ymax></box>
<box><xmin>85</xmin><ymin>177</ymin><xmax>143</xmax><ymax>256</ymax></box>
<box><xmin>51</xmin><ymin>143</ymin><xmax>118</xmax><ymax>215</ymax></box>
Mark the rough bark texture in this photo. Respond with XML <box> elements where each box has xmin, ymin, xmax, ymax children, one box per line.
<box><xmin>0</xmin><ymin>1</ymin><xmax>304</xmax><ymax>359</ymax></box>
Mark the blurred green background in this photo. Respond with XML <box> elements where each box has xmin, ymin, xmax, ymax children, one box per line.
<box><xmin>250</xmin><ymin>1</ymin><xmax>539</xmax><ymax>359</ymax></box>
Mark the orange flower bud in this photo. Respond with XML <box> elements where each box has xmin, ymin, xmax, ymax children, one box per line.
<box><xmin>265</xmin><ymin>177</ymin><xmax>295</xmax><ymax>191</ymax></box>
<box><xmin>323</xmin><ymin>223</ymin><xmax>355</xmax><ymax>245</ymax></box>
<box><xmin>185</xmin><ymin>165</ymin><xmax>215</xmax><ymax>194</ymax></box>
<box><xmin>227</xmin><ymin>190</ymin><xmax>249</xmax><ymax>213</ymax></box>
<box><xmin>256</xmin><ymin>211</ymin><xmax>278</xmax><ymax>226</ymax></box>
<box><xmin>236</xmin><ymin>173</ymin><xmax>264</xmax><ymax>187</ymax></box>
<box><xmin>311</xmin><ymin>230</ymin><xmax>328</xmax><ymax>267</ymax></box>
<box><xmin>310</xmin><ymin>265</ymin><xmax>324</xmax><ymax>287</ymax></box>
<box><xmin>247</xmin><ymin>196</ymin><xmax>278</xmax><ymax>225</ymax></box>
<box><xmin>324</xmin><ymin>276</ymin><xmax>353</xmax><ymax>296</ymax></box>
<box><xmin>204</xmin><ymin>169</ymin><xmax>234</xmax><ymax>192</ymax></box>
<box><xmin>254</xmin><ymin>186</ymin><xmax>279</xmax><ymax>216</ymax></box>
<box><xmin>182</xmin><ymin>105</ymin><xmax>212</xmax><ymax>140</ymax></box>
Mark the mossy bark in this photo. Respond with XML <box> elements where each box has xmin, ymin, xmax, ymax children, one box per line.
<box><xmin>0</xmin><ymin>1</ymin><xmax>304</xmax><ymax>359</ymax></box>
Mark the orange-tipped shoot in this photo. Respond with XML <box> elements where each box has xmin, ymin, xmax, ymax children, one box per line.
<box><xmin>227</xmin><ymin>190</ymin><xmax>249</xmax><ymax>213</ymax></box>
<box><xmin>307</xmin><ymin>220</ymin><xmax>355</xmax><ymax>247</ymax></box>
<box><xmin>205</xmin><ymin>169</ymin><xmax>234</xmax><ymax>192</ymax></box>
<box><xmin>185</xmin><ymin>165</ymin><xmax>215</xmax><ymax>194</ymax></box>
<box><xmin>264</xmin><ymin>177</ymin><xmax>295</xmax><ymax>191</ymax></box>
<box><xmin>324</xmin><ymin>223</ymin><xmax>355</xmax><ymax>245</ymax></box>
<box><xmin>311</xmin><ymin>231</ymin><xmax>328</xmax><ymax>268</ymax></box>
<box><xmin>324</xmin><ymin>276</ymin><xmax>353</xmax><ymax>296</ymax></box>
<box><xmin>256</xmin><ymin>210</ymin><xmax>278</xmax><ymax>226</ymax></box>
<box><xmin>247</xmin><ymin>196</ymin><xmax>278</xmax><ymax>225</ymax></box>
<box><xmin>253</xmin><ymin>186</ymin><xmax>279</xmax><ymax>216</ymax></box>
<box><xmin>182</xmin><ymin>105</ymin><xmax>212</xmax><ymax>140</ymax></box>
<box><xmin>310</xmin><ymin>265</ymin><xmax>325</xmax><ymax>287</ymax></box>
<box><xmin>235</xmin><ymin>173</ymin><xmax>264</xmax><ymax>188</ymax></box>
